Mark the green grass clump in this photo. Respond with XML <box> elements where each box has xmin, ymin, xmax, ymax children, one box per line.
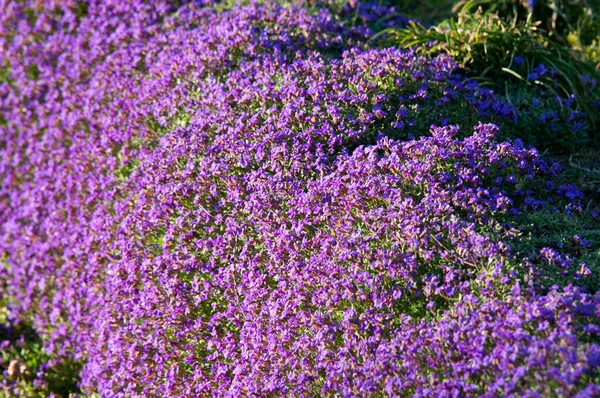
<box><xmin>375</xmin><ymin>8</ymin><xmax>598</xmax><ymax>97</ymax></box>
<box><xmin>372</xmin><ymin>3</ymin><xmax>600</xmax><ymax>149</ymax></box>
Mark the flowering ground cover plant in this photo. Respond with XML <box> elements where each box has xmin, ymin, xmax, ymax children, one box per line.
<box><xmin>0</xmin><ymin>0</ymin><xmax>599</xmax><ymax>396</ymax></box>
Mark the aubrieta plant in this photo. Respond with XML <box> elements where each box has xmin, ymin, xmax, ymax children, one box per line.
<box><xmin>0</xmin><ymin>0</ymin><xmax>598</xmax><ymax>397</ymax></box>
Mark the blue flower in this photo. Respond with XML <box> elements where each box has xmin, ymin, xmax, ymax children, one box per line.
<box><xmin>514</xmin><ymin>56</ymin><xmax>524</xmax><ymax>66</ymax></box>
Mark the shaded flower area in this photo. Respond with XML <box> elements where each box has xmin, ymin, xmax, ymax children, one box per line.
<box><xmin>0</xmin><ymin>0</ymin><xmax>598</xmax><ymax>396</ymax></box>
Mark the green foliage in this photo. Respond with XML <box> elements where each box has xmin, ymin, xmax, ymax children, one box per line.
<box><xmin>376</xmin><ymin>8</ymin><xmax>597</xmax><ymax>92</ymax></box>
<box><xmin>373</xmin><ymin>3</ymin><xmax>600</xmax><ymax>149</ymax></box>
<box><xmin>0</xmin><ymin>66</ymin><xmax>10</xmax><ymax>84</ymax></box>
<box><xmin>376</xmin><ymin>10</ymin><xmax>534</xmax><ymax>68</ymax></box>
<box><xmin>388</xmin><ymin>0</ymin><xmax>457</xmax><ymax>24</ymax></box>
<box><xmin>497</xmin><ymin>150</ymin><xmax>600</xmax><ymax>293</ymax></box>
<box><xmin>510</xmin><ymin>208</ymin><xmax>600</xmax><ymax>293</ymax></box>
<box><xmin>550</xmin><ymin>149</ymin><xmax>600</xmax><ymax>197</ymax></box>
<box><xmin>501</xmin><ymin>82</ymin><xmax>591</xmax><ymax>151</ymax></box>
<box><xmin>568</xmin><ymin>26</ymin><xmax>600</xmax><ymax>67</ymax></box>
<box><xmin>0</xmin><ymin>299</ymin><xmax>82</xmax><ymax>397</ymax></box>
<box><xmin>327</xmin><ymin>0</ymin><xmax>457</xmax><ymax>25</ymax></box>
<box><xmin>455</xmin><ymin>0</ymin><xmax>599</xmax><ymax>41</ymax></box>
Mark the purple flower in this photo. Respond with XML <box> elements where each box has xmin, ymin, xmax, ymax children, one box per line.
<box><xmin>0</xmin><ymin>1</ymin><xmax>597</xmax><ymax>396</ymax></box>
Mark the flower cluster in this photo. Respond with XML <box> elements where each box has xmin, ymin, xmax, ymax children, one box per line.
<box><xmin>86</xmin><ymin>120</ymin><xmax>599</xmax><ymax>396</ymax></box>
<box><xmin>0</xmin><ymin>0</ymin><xmax>597</xmax><ymax>396</ymax></box>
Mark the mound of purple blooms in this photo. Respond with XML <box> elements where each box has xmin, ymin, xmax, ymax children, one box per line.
<box><xmin>0</xmin><ymin>0</ymin><xmax>598</xmax><ymax>396</ymax></box>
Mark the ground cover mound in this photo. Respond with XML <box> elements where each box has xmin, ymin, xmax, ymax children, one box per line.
<box><xmin>0</xmin><ymin>0</ymin><xmax>598</xmax><ymax>396</ymax></box>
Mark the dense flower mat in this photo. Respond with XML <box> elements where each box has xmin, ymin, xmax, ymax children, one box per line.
<box><xmin>0</xmin><ymin>0</ymin><xmax>598</xmax><ymax>396</ymax></box>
